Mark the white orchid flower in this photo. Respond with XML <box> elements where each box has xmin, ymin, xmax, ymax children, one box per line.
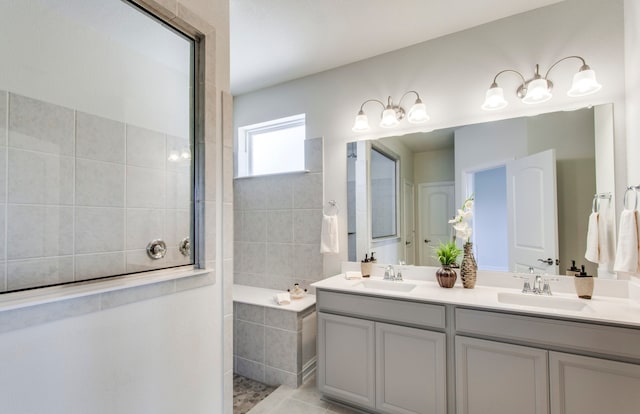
<box><xmin>453</xmin><ymin>222</ymin><xmax>469</xmax><ymax>238</ymax></box>
<box><xmin>464</xmin><ymin>199</ymin><xmax>474</xmax><ymax>210</ymax></box>
<box><xmin>458</xmin><ymin>208</ymin><xmax>473</xmax><ymax>221</ymax></box>
<box><xmin>448</xmin><ymin>216</ymin><xmax>461</xmax><ymax>224</ymax></box>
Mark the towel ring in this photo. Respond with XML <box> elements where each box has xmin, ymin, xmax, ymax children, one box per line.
<box><xmin>624</xmin><ymin>187</ymin><xmax>639</xmax><ymax>211</ymax></box>
<box><xmin>592</xmin><ymin>196</ymin><xmax>599</xmax><ymax>213</ymax></box>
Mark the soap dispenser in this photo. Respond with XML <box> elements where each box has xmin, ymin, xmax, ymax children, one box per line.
<box><xmin>361</xmin><ymin>254</ymin><xmax>372</xmax><ymax>278</ymax></box>
<box><xmin>574</xmin><ymin>265</ymin><xmax>594</xmax><ymax>299</ymax></box>
<box><xmin>566</xmin><ymin>260</ymin><xmax>580</xmax><ymax>276</ymax></box>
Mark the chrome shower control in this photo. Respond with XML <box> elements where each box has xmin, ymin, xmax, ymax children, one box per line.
<box><xmin>179</xmin><ymin>237</ymin><xmax>191</xmax><ymax>257</ymax></box>
<box><xmin>147</xmin><ymin>239</ymin><xmax>167</xmax><ymax>259</ymax></box>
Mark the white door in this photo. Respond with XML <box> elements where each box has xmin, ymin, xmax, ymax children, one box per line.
<box><xmin>418</xmin><ymin>182</ymin><xmax>455</xmax><ymax>266</ymax></box>
<box><xmin>404</xmin><ymin>180</ymin><xmax>416</xmax><ymax>265</ymax></box>
<box><xmin>506</xmin><ymin>149</ymin><xmax>559</xmax><ymax>274</ymax></box>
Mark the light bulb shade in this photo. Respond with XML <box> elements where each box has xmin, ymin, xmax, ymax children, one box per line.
<box><xmin>481</xmin><ymin>86</ymin><xmax>508</xmax><ymax>111</ymax></box>
<box><xmin>567</xmin><ymin>69</ymin><xmax>602</xmax><ymax>97</ymax></box>
<box><xmin>380</xmin><ymin>108</ymin><xmax>399</xmax><ymax>128</ymax></box>
<box><xmin>522</xmin><ymin>78</ymin><xmax>552</xmax><ymax>104</ymax></box>
<box><xmin>352</xmin><ymin>112</ymin><xmax>370</xmax><ymax>132</ymax></box>
<box><xmin>407</xmin><ymin>101</ymin><xmax>429</xmax><ymax>123</ymax></box>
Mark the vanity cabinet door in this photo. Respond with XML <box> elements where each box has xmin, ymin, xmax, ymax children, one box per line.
<box><xmin>456</xmin><ymin>336</ymin><xmax>549</xmax><ymax>414</ymax></box>
<box><xmin>376</xmin><ymin>322</ymin><xmax>446</xmax><ymax>414</ymax></box>
<box><xmin>317</xmin><ymin>312</ymin><xmax>376</xmax><ymax>409</ymax></box>
<box><xmin>550</xmin><ymin>352</ymin><xmax>640</xmax><ymax>414</ymax></box>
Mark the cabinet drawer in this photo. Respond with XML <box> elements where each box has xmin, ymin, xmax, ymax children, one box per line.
<box><xmin>317</xmin><ymin>290</ymin><xmax>445</xmax><ymax>330</ymax></box>
<box><xmin>456</xmin><ymin>308</ymin><xmax>640</xmax><ymax>361</ymax></box>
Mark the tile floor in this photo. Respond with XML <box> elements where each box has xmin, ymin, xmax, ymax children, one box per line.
<box><xmin>233</xmin><ymin>374</ymin><xmax>278</xmax><ymax>414</ymax></box>
<box><xmin>246</xmin><ymin>377</ymin><xmax>363</xmax><ymax>414</ymax></box>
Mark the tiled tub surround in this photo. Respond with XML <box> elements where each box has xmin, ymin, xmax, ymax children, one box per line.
<box><xmin>234</xmin><ymin>137</ymin><xmax>324</xmax><ymax>292</ymax></box>
<box><xmin>234</xmin><ymin>284</ymin><xmax>317</xmax><ymax>388</ymax></box>
<box><xmin>0</xmin><ymin>91</ymin><xmax>193</xmax><ymax>292</ymax></box>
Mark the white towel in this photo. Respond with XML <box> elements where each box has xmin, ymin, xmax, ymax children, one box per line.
<box><xmin>613</xmin><ymin>210</ymin><xmax>639</xmax><ymax>273</ymax></box>
<box><xmin>345</xmin><ymin>271</ymin><xmax>362</xmax><ymax>280</ymax></box>
<box><xmin>320</xmin><ymin>214</ymin><xmax>339</xmax><ymax>254</ymax></box>
<box><xmin>598</xmin><ymin>202</ymin><xmax>615</xmax><ymax>264</ymax></box>
<box><xmin>585</xmin><ymin>212</ymin><xmax>599</xmax><ymax>263</ymax></box>
<box><xmin>275</xmin><ymin>292</ymin><xmax>291</xmax><ymax>306</ymax></box>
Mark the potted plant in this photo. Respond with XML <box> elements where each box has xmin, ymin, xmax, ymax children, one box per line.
<box><xmin>433</xmin><ymin>241</ymin><xmax>461</xmax><ymax>288</ymax></box>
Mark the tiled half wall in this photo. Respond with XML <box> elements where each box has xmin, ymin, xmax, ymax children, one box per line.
<box><xmin>233</xmin><ymin>137</ymin><xmax>324</xmax><ymax>292</ymax></box>
<box><xmin>0</xmin><ymin>91</ymin><xmax>192</xmax><ymax>292</ymax></box>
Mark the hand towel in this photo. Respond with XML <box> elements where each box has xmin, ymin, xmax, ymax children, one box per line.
<box><xmin>585</xmin><ymin>212</ymin><xmax>600</xmax><ymax>263</ymax></box>
<box><xmin>598</xmin><ymin>202</ymin><xmax>615</xmax><ymax>264</ymax></box>
<box><xmin>345</xmin><ymin>271</ymin><xmax>362</xmax><ymax>280</ymax></box>
<box><xmin>275</xmin><ymin>292</ymin><xmax>291</xmax><ymax>306</ymax></box>
<box><xmin>613</xmin><ymin>210</ymin><xmax>639</xmax><ymax>273</ymax></box>
<box><xmin>320</xmin><ymin>214</ymin><xmax>339</xmax><ymax>254</ymax></box>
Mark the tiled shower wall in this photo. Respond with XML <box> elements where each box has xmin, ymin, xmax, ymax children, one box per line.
<box><xmin>0</xmin><ymin>91</ymin><xmax>192</xmax><ymax>292</ymax></box>
<box><xmin>234</xmin><ymin>137</ymin><xmax>324</xmax><ymax>292</ymax></box>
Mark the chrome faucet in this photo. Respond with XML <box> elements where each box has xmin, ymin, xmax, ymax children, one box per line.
<box><xmin>532</xmin><ymin>274</ymin><xmax>543</xmax><ymax>294</ymax></box>
<box><xmin>384</xmin><ymin>265</ymin><xmax>396</xmax><ymax>281</ymax></box>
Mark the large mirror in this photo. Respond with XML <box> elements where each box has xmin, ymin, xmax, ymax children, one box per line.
<box><xmin>347</xmin><ymin>104</ymin><xmax>616</xmax><ymax>277</ymax></box>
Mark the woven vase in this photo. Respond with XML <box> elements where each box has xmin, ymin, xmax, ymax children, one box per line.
<box><xmin>461</xmin><ymin>242</ymin><xmax>477</xmax><ymax>289</ymax></box>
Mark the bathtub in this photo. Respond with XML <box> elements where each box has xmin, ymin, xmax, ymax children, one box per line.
<box><xmin>233</xmin><ymin>284</ymin><xmax>317</xmax><ymax>388</ymax></box>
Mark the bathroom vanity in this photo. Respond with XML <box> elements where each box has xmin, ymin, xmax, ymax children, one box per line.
<box><xmin>312</xmin><ymin>274</ymin><xmax>640</xmax><ymax>414</ymax></box>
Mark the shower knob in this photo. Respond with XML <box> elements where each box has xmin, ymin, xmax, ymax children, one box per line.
<box><xmin>147</xmin><ymin>239</ymin><xmax>167</xmax><ymax>259</ymax></box>
<box><xmin>179</xmin><ymin>237</ymin><xmax>191</xmax><ymax>257</ymax></box>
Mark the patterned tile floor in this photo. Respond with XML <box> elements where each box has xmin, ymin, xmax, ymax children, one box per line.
<box><xmin>246</xmin><ymin>377</ymin><xmax>361</xmax><ymax>414</ymax></box>
<box><xmin>233</xmin><ymin>374</ymin><xmax>278</xmax><ymax>414</ymax></box>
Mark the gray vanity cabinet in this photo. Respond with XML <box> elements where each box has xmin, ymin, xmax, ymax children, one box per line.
<box><xmin>317</xmin><ymin>291</ymin><xmax>447</xmax><ymax>414</ymax></box>
<box><xmin>549</xmin><ymin>352</ymin><xmax>640</xmax><ymax>414</ymax></box>
<box><xmin>376</xmin><ymin>322</ymin><xmax>446</xmax><ymax>414</ymax></box>
<box><xmin>317</xmin><ymin>312</ymin><xmax>376</xmax><ymax>409</ymax></box>
<box><xmin>455</xmin><ymin>336</ymin><xmax>549</xmax><ymax>414</ymax></box>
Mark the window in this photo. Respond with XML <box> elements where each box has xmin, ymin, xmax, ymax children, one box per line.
<box><xmin>370</xmin><ymin>146</ymin><xmax>398</xmax><ymax>239</ymax></box>
<box><xmin>0</xmin><ymin>0</ymin><xmax>196</xmax><ymax>293</ymax></box>
<box><xmin>237</xmin><ymin>114</ymin><xmax>306</xmax><ymax>177</ymax></box>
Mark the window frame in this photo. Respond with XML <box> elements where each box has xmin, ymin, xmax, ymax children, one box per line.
<box><xmin>369</xmin><ymin>144</ymin><xmax>400</xmax><ymax>240</ymax></box>
<box><xmin>0</xmin><ymin>0</ymin><xmax>202</xmax><ymax>294</ymax></box>
<box><xmin>236</xmin><ymin>114</ymin><xmax>306</xmax><ymax>178</ymax></box>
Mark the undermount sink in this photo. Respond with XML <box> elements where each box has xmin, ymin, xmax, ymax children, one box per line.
<box><xmin>497</xmin><ymin>291</ymin><xmax>587</xmax><ymax>311</ymax></box>
<box><xmin>355</xmin><ymin>279</ymin><xmax>417</xmax><ymax>292</ymax></box>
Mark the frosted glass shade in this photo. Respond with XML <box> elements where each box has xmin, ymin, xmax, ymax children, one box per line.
<box><xmin>407</xmin><ymin>101</ymin><xmax>429</xmax><ymax>123</ymax></box>
<box><xmin>567</xmin><ymin>69</ymin><xmax>602</xmax><ymax>97</ymax></box>
<box><xmin>380</xmin><ymin>108</ymin><xmax>399</xmax><ymax>128</ymax></box>
<box><xmin>481</xmin><ymin>86</ymin><xmax>508</xmax><ymax>110</ymax></box>
<box><xmin>522</xmin><ymin>78</ymin><xmax>552</xmax><ymax>104</ymax></box>
<box><xmin>352</xmin><ymin>112</ymin><xmax>370</xmax><ymax>132</ymax></box>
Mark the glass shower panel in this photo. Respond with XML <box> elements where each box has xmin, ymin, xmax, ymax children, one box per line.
<box><xmin>0</xmin><ymin>0</ymin><xmax>195</xmax><ymax>293</ymax></box>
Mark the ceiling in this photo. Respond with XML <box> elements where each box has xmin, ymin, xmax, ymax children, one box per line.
<box><xmin>230</xmin><ymin>0</ymin><xmax>564</xmax><ymax>95</ymax></box>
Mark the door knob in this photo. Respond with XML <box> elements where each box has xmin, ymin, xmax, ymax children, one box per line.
<box><xmin>537</xmin><ymin>258</ymin><xmax>555</xmax><ymax>265</ymax></box>
<box><xmin>424</xmin><ymin>239</ymin><xmax>431</xmax><ymax>243</ymax></box>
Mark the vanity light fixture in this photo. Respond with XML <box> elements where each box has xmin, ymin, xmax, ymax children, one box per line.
<box><xmin>352</xmin><ymin>91</ymin><xmax>429</xmax><ymax>132</ymax></box>
<box><xmin>481</xmin><ymin>56</ymin><xmax>602</xmax><ymax>111</ymax></box>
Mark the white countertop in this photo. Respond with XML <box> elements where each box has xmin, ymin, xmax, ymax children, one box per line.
<box><xmin>233</xmin><ymin>284</ymin><xmax>316</xmax><ymax>312</ymax></box>
<box><xmin>312</xmin><ymin>275</ymin><xmax>640</xmax><ymax>328</ymax></box>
